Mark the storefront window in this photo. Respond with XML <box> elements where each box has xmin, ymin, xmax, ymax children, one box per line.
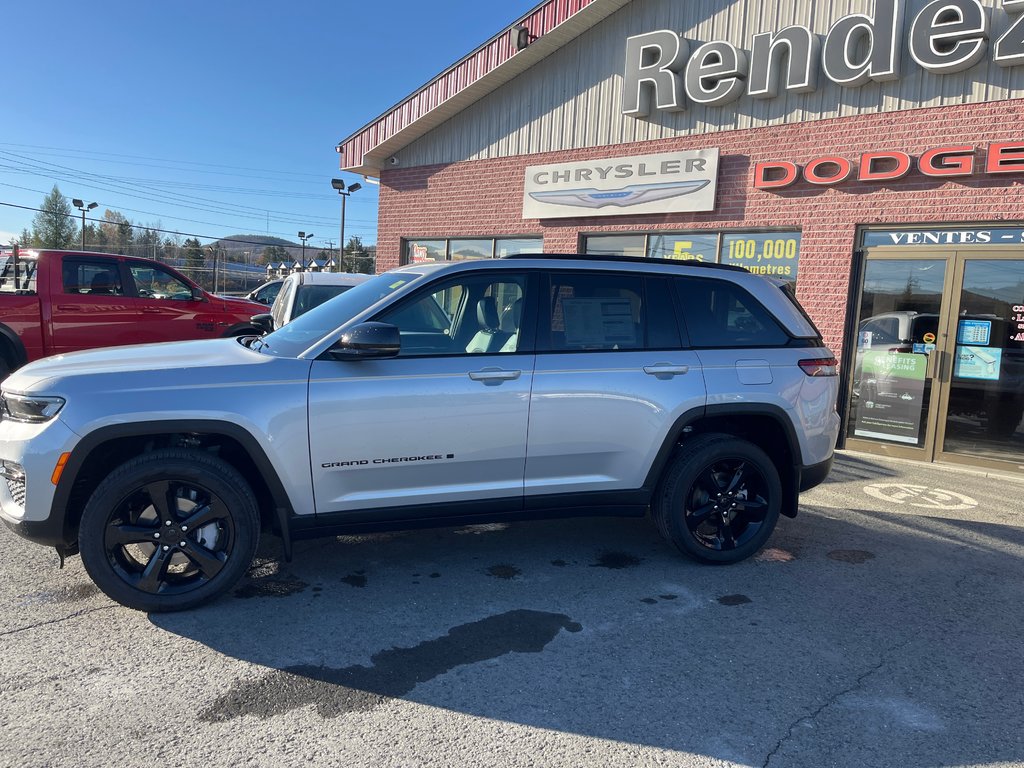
<box><xmin>496</xmin><ymin>238</ymin><xmax>543</xmax><ymax>257</ymax></box>
<box><xmin>449</xmin><ymin>239</ymin><xmax>494</xmax><ymax>261</ymax></box>
<box><xmin>648</xmin><ymin>233</ymin><xmax>719</xmax><ymax>262</ymax></box>
<box><xmin>402</xmin><ymin>237</ymin><xmax>542</xmax><ymax>264</ymax></box>
<box><xmin>720</xmin><ymin>233</ymin><xmax>801</xmax><ymax>283</ymax></box>
<box><xmin>584</xmin><ymin>235</ymin><xmax>646</xmax><ymax>257</ymax></box>
<box><xmin>405</xmin><ymin>240</ymin><xmax>446</xmax><ymax>264</ymax></box>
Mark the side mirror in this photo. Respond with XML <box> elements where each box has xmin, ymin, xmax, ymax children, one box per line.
<box><xmin>192</xmin><ymin>287</ymin><xmax>207</xmax><ymax>302</ymax></box>
<box><xmin>328</xmin><ymin>322</ymin><xmax>400</xmax><ymax>360</ymax></box>
<box><xmin>251</xmin><ymin>313</ymin><xmax>274</xmax><ymax>335</ymax></box>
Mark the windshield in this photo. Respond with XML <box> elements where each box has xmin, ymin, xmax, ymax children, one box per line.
<box><xmin>293</xmin><ymin>284</ymin><xmax>355</xmax><ymax>319</ymax></box>
<box><xmin>257</xmin><ymin>272</ymin><xmax>422</xmax><ymax>357</ymax></box>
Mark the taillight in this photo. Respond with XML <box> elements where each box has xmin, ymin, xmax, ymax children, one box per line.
<box><xmin>798</xmin><ymin>356</ymin><xmax>838</xmax><ymax>376</ymax></box>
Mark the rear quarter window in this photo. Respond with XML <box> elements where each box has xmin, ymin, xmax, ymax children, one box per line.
<box><xmin>675</xmin><ymin>277</ymin><xmax>790</xmax><ymax>348</ymax></box>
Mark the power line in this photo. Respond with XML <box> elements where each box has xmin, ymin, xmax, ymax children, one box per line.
<box><xmin>0</xmin><ymin>200</ymin><xmax>377</xmax><ymax>251</ymax></box>
<box><xmin>0</xmin><ymin>182</ymin><xmax>377</xmax><ymax>242</ymax></box>
<box><xmin>0</xmin><ymin>142</ymin><xmax>328</xmax><ymax>182</ymax></box>
<box><xmin>0</xmin><ymin>151</ymin><xmax>349</xmax><ymax>225</ymax></box>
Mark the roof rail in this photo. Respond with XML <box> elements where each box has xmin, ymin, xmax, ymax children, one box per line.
<box><xmin>500</xmin><ymin>253</ymin><xmax>747</xmax><ymax>272</ymax></box>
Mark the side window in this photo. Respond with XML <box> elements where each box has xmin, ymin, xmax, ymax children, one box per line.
<box><xmin>675</xmin><ymin>278</ymin><xmax>790</xmax><ymax>348</ymax></box>
<box><xmin>62</xmin><ymin>260</ymin><xmax>124</xmax><ymax>296</ymax></box>
<box><xmin>376</xmin><ymin>273</ymin><xmax>528</xmax><ymax>357</ymax></box>
<box><xmin>542</xmin><ymin>273</ymin><xmax>644</xmax><ymax>352</ymax></box>
<box><xmin>128</xmin><ymin>264</ymin><xmax>193</xmax><ymax>301</ymax></box>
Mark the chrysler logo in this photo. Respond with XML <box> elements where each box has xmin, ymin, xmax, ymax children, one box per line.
<box><xmin>528</xmin><ymin>180</ymin><xmax>710</xmax><ymax>209</ymax></box>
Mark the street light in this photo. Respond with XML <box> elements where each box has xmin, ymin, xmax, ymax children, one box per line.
<box><xmin>297</xmin><ymin>231</ymin><xmax>315</xmax><ymax>271</ymax></box>
<box><xmin>331</xmin><ymin>179</ymin><xmax>362</xmax><ymax>273</ymax></box>
<box><xmin>72</xmin><ymin>199</ymin><xmax>98</xmax><ymax>249</ymax></box>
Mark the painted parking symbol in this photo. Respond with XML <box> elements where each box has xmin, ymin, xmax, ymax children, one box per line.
<box><xmin>863</xmin><ymin>483</ymin><xmax>978</xmax><ymax>510</ymax></box>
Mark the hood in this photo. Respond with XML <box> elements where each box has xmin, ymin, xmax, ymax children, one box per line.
<box><xmin>4</xmin><ymin>338</ymin><xmax>273</xmax><ymax>394</ymax></box>
<box><xmin>219</xmin><ymin>295</ymin><xmax>265</xmax><ymax>314</ymax></box>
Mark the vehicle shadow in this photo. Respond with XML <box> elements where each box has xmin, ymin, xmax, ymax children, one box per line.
<box><xmin>150</xmin><ymin>504</ymin><xmax>1024</xmax><ymax>766</ymax></box>
<box><xmin>823</xmin><ymin>451</ymin><xmax>901</xmax><ymax>484</ymax></box>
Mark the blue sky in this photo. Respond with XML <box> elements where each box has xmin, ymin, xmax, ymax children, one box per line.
<box><xmin>1</xmin><ymin>0</ymin><xmax>540</xmax><ymax>249</ymax></box>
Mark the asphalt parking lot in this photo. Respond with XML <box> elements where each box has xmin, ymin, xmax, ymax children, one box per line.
<box><xmin>2</xmin><ymin>451</ymin><xmax>1023</xmax><ymax>768</ymax></box>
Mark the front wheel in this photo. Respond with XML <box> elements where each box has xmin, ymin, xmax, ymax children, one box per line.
<box><xmin>78</xmin><ymin>449</ymin><xmax>260</xmax><ymax>612</ymax></box>
<box><xmin>653</xmin><ymin>434</ymin><xmax>782</xmax><ymax>564</ymax></box>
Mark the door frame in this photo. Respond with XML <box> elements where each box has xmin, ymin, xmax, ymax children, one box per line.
<box><xmin>844</xmin><ymin>244</ymin><xmax>1024</xmax><ymax>473</ymax></box>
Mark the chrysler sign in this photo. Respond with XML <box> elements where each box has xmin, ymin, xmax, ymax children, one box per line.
<box><xmin>623</xmin><ymin>0</ymin><xmax>1024</xmax><ymax>117</ymax></box>
<box><xmin>522</xmin><ymin>149</ymin><xmax>719</xmax><ymax>219</ymax></box>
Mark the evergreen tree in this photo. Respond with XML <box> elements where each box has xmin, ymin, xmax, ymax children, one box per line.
<box><xmin>182</xmin><ymin>237</ymin><xmax>205</xmax><ymax>280</ymax></box>
<box><xmin>30</xmin><ymin>186</ymin><xmax>77</xmax><ymax>248</ymax></box>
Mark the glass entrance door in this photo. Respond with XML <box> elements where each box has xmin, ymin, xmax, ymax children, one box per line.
<box><xmin>846</xmin><ymin>250</ymin><xmax>1024</xmax><ymax>472</ymax></box>
<box><xmin>846</xmin><ymin>256</ymin><xmax>950</xmax><ymax>459</ymax></box>
<box><xmin>936</xmin><ymin>256</ymin><xmax>1024</xmax><ymax>468</ymax></box>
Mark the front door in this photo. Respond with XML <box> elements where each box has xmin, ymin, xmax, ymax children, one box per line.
<box><xmin>846</xmin><ymin>250</ymin><xmax>1024</xmax><ymax>472</ymax></box>
<box><xmin>307</xmin><ymin>270</ymin><xmax>536</xmax><ymax>516</ymax></box>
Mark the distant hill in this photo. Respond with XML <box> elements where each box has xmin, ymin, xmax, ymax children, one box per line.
<box><xmin>212</xmin><ymin>234</ymin><xmax>298</xmax><ymax>257</ymax></box>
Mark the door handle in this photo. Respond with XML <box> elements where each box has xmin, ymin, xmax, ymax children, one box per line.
<box><xmin>55</xmin><ymin>305</ymin><xmax>78</xmax><ymax>311</ymax></box>
<box><xmin>468</xmin><ymin>368</ymin><xmax>521</xmax><ymax>383</ymax></box>
<box><xmin>643</xmin><ymin>363</ymin><xmax>690</xmax><ymax>379</ymax></box>
<box><xmin>141</xmin><ymin>307</ymin><xmax>163</xmax><ymax>314</ymax></box>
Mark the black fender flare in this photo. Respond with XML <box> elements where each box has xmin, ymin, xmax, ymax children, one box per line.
<box><xmin>642</xmin><ymin>403</ymin><xmax>803</xmax><ymax>518</ymax></box>
<box><xmin>50</xmin><ymin>420</ymin><xmax>296</xmax><ymax>554</ymax></box>
<box><xmin>0</xmin><ymin>323</ymin><xmax>29</xmax><ymax>368</ymax></box>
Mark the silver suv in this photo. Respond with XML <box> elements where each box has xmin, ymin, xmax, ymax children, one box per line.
<box><xmin>0</xmin><ymin>255</ymin><xmax>840</xmax><ymax>612</ymax></box>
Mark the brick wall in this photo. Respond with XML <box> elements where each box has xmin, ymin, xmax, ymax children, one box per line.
<box><xmin>377</xmin><ymin>99</ymin><xmax>1024</xmax><ymax>354</ymax></box>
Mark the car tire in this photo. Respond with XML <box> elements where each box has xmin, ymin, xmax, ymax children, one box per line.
<box><xmin>653</xmin><ymin>433</ymin><xmax>781</xmax><ymax>564</ymax></box>
<box><xmin>78</xmin><ymin>449</ymin><xmax>260</xmax><ymax>612</ymax></box>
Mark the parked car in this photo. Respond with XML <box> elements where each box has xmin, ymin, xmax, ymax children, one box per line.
<box><xmin>0</xmin><ymin>254</ymin><xmax>839</xmax><ymax>611</ymax></box>
<box><xmin>0</xmin><ymin>248</ymin><xmax>265</xmax><ymax>378</ymax></box>
<box><xmin>251</xmin><ymin>272</ymin><xmax>370</xmax><ymax>333</ymax></box>
<box><xmin>246</xmin><ymin>278</ymin><xmax>284</xmax><ymax>306</ymax></box>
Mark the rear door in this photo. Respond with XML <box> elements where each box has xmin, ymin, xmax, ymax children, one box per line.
<box><xmin>525</xmin><ymin>271</ymin><xmax>706</xmax><ymax>501</ymax></box>
<box><xmin>47</xmin><ymin>256</ymin><xmax>143</xmax><ymax>354</ymax></box>
<box><xmin>307</xmin><ymin>270</ymin><xmax>537</xmax><ymax>516</ymax></box>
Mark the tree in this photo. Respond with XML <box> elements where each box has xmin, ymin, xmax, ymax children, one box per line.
<box><xmin>30</xmin><ymin>185</ymin><xmax>77</xmax><ymax>248</ymax></box>
<box><xmin>182</xmin><ymin>237</ymin><xmax>205</xmax><ymax>281</ymax></box>
<box><xmin>344</xmin><ymin>235</ymin><xmax>373</xmax><ymax>273</ymax></box>
<box><xmin>100</xmin><ymin>210</ymin><xmax>132</xmax><ymax>255</ymax></box>
<box><xmin>258</xmin><ymin>245</ymin><xmax>289</xmax><ymax>266</ymax></box>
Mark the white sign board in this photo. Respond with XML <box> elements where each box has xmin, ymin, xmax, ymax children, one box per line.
<box><xmin>522</xmin><ymin>149</ymin><xmax>719</xmax><ymax>220</ymax></box>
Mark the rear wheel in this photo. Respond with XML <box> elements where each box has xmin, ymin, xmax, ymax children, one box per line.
<box><xmin>653</xmin><ymin>434</ymin><xmax>781</xmax><ymax>564</ymax></box>
<box><xmin>78</xmin><ymin>449</ymin><xmax>260</xmax><ymax>612</ymax></box>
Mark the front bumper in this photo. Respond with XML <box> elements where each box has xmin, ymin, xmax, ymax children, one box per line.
<box><xmin>0</xmin><ymin>416</ymin><xmax>80</xmax><ymax>547</ymax></box>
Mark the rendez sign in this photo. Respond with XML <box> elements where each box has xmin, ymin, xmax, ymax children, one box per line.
<box><xmin>624</xmin><ymin>0</ymin><xmax>1024</xmax><ymax>117</ymax></box>
<box><xmin>753</xmin><ymin>141</ymin><xmax>1024</xmax><ymax>189</ymax></box>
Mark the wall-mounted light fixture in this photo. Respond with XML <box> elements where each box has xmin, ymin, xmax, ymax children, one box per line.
<box><xmin>513</xmin><ymin>24</ymin><xmax>537</xmax><ymax>51</ymax></box>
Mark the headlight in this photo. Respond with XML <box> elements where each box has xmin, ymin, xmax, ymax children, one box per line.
<box><xmin>1</xmin><ymin>392</ymin><xmax>66</xmax><ymax>423</ymax></box>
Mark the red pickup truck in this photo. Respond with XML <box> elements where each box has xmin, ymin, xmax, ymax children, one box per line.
<box><xmin>0</xmin><ymin>248</ymin><xmax>265</xmax><ymax>377</ymax></box>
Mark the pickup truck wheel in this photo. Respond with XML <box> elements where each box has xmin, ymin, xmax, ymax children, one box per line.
<box><xmin>654</xmin><ymin>434</ymin><xmax>781</xmax><ymax>564</ymax></box>
<box><xmin>78</xmin><ymin>449</ymin><xmax>260</xmax><ymax>612</ymax></box>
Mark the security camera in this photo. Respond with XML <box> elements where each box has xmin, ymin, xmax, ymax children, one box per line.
<box><xmin>388</xmin><ymin>156</ymin><xmax>399</xmax><ymax>165</ymax></box>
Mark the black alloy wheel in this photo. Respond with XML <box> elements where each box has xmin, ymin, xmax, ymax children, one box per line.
<box><xmin>682</xmin><ymin>457</ymin><xmax>770</xmax><ymax>552</ymax></box>
<box><xmin>654</xmin><ymin>433</ymin><xmax>781</xmax><ymax>564</ymax></box>
<box><xmin>79</xmin><ymin>449</ymin><xmax>259</xmax><ymax>612</ymax></box>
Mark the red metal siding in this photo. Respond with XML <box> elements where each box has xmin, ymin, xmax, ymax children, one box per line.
<box><xmin>339</xmin><ymin>0</ymin><xmax>600</xmax><ymax>169</ymax></box>
<box><xmin>376</xmin><ymin>99</ymin><xmax>1024</xmax><ymax>359</ymax></box>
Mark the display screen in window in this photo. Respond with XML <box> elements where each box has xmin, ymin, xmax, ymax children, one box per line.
<box><xmin>648</xmin><ymin>234</ymin><xmax>718</xmax><ymax>262</ymax></box>
<box><xmin>720</xmin><ymin>233</ymin><xmax>800</xmax><ymax>281</ymax></box>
